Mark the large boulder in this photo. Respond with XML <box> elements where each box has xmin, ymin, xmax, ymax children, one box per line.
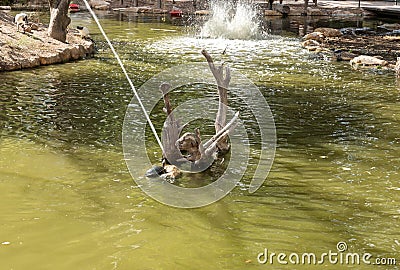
<box><xmin>378</xmin><ymin>23</ymin><xmax>400</xmax><ymax>31</ymax></box>
<box><xmin>264</xmin><ymin>10</ymin><xmax>282</xmax><ymax>16</ymax></box>
<box><xmin>94</xmin><ymin>4</ymin><xmax>109</xmax><ymax>10</ymax></box>
<box><xmin>314</xmin><ymin>27</ymin><xmax>342</xmax><ymax>37</ymax></box>
<box><xmin>350</xmin><ymin>55</ymin><xmax>388</xmax><ymax>69</ymax></box>
<box><xmin>89</xmin><ymin>0</ymin><xmax>110</xmax><ymax>9</ymax></box>
<box><xmin>301</xmin><ymin>39</ymin><xmax>321</xmax><ymax>51</ymax></box>
<box><xmin>195</xmin><ymin>10</ymin><xmax>210</xmax><ymax>15</ymax></box>
<box><xmin>137</xmin><ymin>6</ymin><xmax>152</xmax><ymax>13</ymax></box>
<box><xmin>307</xmin><ymin>8</ymin><xmax>326</xmax><ymax>16</ymax></box>
<box><xmin>303</xmin><ymin>31</ymin><xmax>325</xmax><ymax>43</ymax></box>
<box><xmin>332</xmin><ymin>10</ymin><xmax>357</xmax><ymax>17</ymax></box>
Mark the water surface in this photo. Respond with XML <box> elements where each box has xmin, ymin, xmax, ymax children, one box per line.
<box><xmin>0</xmin><ymin>12</ymin><xmax>399</xmax><ymax>269</ymax></box>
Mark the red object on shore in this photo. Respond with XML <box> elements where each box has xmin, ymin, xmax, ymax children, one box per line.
<box><xmin>169</xmin><ymin>9</ymin><xmax>182</xmax><ymax>17</ymax></box>
<box><xmin>69</xmin><ymin>3</ymin><xmax>80</xmax><ymax>12</ymax></box>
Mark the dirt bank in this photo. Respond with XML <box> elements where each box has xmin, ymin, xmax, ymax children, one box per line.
<box><xmin>0</xmin><ymin>11</ymin><xmax>94</xmax><ymax>72</ymax></box>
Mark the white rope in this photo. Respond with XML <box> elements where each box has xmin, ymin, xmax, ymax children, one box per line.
<box><xmin>81</xmin><ymin>0</ymin><xmax>164</xmax><ymax>153</ymax></box>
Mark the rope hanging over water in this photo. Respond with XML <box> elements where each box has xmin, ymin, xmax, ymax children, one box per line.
<box><xmin>81</xmin><ymin>0</ymin><xmax>164</xmax><ymax>153</ymax></box>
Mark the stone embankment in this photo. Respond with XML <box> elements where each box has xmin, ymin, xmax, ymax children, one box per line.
<box><xmin>300</xmin><ymin>25</ymin><xmax>400</xmax><ymax>72</ymax></box>
<box><xmin>0</xmin><ymin>11</ymin><xmax>94</xmax><ymax>72</ymax></box>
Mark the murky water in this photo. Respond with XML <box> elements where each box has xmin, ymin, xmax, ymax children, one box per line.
<box><xmin>1</xmin><ymin>12</ymin><xmax>399</xmax><ymax>269</ymax></box>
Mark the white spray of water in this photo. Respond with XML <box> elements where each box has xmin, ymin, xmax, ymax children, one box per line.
<box><xmin>199</xmin><ymin>0</ymin><xmax>262</xmax><ymax>40</ymax></box>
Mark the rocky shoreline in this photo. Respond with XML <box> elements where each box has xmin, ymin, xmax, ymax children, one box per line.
<box><xmin>301</xmin><ymin>25</ymin><xmax>400</xmax><ymax>72</ymax></box>
<box><xmin>0</xmin><ymin>11</ymin><xmax>94</xmax><ymax>72</ymax></box>
<box><xmin>1</xmin><ymin>0</ymin><xmax>399</xmax><ymax>73</ymax></box>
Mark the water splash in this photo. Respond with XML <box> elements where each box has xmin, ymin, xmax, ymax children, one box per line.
<box><xmin>199</xmin><ymin>0</ymin><xmax>263</xmax><ymax>40</ymax></box>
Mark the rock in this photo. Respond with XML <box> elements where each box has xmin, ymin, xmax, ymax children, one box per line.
<box><xmin>303</xmin><ymin>31</ymin><xmax>324</xmax><ymax>43</ymax></box>
<box><xmin>332</xmin><ymin>10</ymin><xmax>357</xmax><ymax>16</ymax></box>
<box><xmin>58</xmin><ymin>47</ymin><xmax>72</xmax><ymax>62</ymax></box>
<box><xmin>288</xmin><ymin>7</ymin><xmax>304</xmax><ymax>16</ymax></box>
<box><xmin>0</xmin><ymin>15</ymin><xmax>95</xmax><ymax>72</ymax></box>
<box><xmin>161</xmin><ymin>164</ymin><xmax>182</xmax><ymax>182</ymax></box>
<box><xmin>340</xmin><ymin>27</ymin><xmax>374</xmax><ymax>36</ymax></box>
<box><xmin>120</xmin><ymin>7</ymin><xmax>139</xmax><ymax>12</ymax></box>
<box><xmin>307</xmin><ymin>8</ymin><xmax>326</xmax><ymax>16</ymax></box>
<box><xmin>137</xmin><ymin>6</ymin><xmax>152</xmax><ymax>13</ymax></box>
<box><xmin>1</xmin><ymin>61</ymin><xmax>20</xmax><ymax>71</ymax></box>
<box><xmin>122</xmin><ymin>6</ymin><xmax>152</xmax><ymax>12</ymax></box>
<box><xmin>301</xmin><ymin>39</ymin><xmax>321</xmax><ymax>51</ymax></box>
<box><xmin>0</xmin><ymin>6</ymin><xmax>11</xmax><ymax>10</ymax></box>
<box><xmin>145</xmin><ymin>164</ymin><xmax>181</xmax><ymax>183</ymax></box>
<box><xmin>24</xmin><ymin>25</ymin><xmax>32</xmax><ymax>33</ymax></box>
<box><xmin>152</xmin><ymin>8</ymin><xmax>167</xmax><ymax>14</ymax></box>
<box><xmin>332</xmin><ymin>51</ymin><xmax>358</xmax><ymax>61</ymax></box>
<box><xmin>314</xmin><ymin>27</ymin><xmax>342</xmax><ymax>37</ymax></box>
<box><xmin>264</xmin><ymin>10</ymin><xmax>282</xmax><ymax>16</ymax></box>
<box><xmin>383</xmin><ymin>36</ymin><xmax>400</xmax><ymax>41</ymax></box>
<box><xmin>350</xmin><ymin>55</ymin><xmax>388</xmax><ymax>69</ymax></box>
<box><xmin>89</xmin><ymin>0</ymin><xmax>109</xmax><ymax>7</ymax></box>
<box><xmin>70</xmin><ymin>45</ymin><xmax>81</xmax><ymax>59</ymax></box>
<box><xmin>273</xmin><ymin>3</ymin><xmax>290</xmax><ymax>15</ymax></box>
<box><xmin>378</xmin><ymin>23</ymin><xmax>400</xmax><ymax>31</ymax></box>
<box><xmin>94</xmin><ymin>4</ymin><xmax>109</xmax><ymax>10</ymax></box>
<box><xmin>21</xmin><ymin>56</ymin><xmax>40</xmax><ymax>68</ymax></box>
<box><xmin>145</xmin><ymin>166</ymin><xmax>166</xmax><ymax>177</ymax></box>
<box><xmin>40</xmin><ymin>52</ymin><xmax>63</xmax><ymax>65</ymax></box>
<box><xmin>30</xmin><ymin>23</ymin><xmax>39</xmax><ymax>31</ymax></box>
<box><xmin>195</xmin><ymin>10</ymin><xmax>210</xmax><ymax>15</ymax></box>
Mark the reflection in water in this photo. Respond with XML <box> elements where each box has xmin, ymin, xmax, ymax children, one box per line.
<box><xmin>0</xmin><ymin>13</ymin><xmax>399</xmax><ymax>269</ymax></box>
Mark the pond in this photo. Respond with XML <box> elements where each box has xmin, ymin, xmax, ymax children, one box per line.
<box><xmin>0</xmin><ymin>10</ymin><xmax>399</xmax><ymax>269</ymax></box>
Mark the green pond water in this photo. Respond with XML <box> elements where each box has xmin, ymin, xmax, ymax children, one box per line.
<box><xmin>1</xmin><ymin>12</ymin><xmax>400</xmax><ymax>269</ymax></box>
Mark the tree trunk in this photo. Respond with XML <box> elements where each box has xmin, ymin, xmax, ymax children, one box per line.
<box><xmin>48</xmin><ymin>0</ymin><xmax>71</xmax><ymax>43</ymax></box>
